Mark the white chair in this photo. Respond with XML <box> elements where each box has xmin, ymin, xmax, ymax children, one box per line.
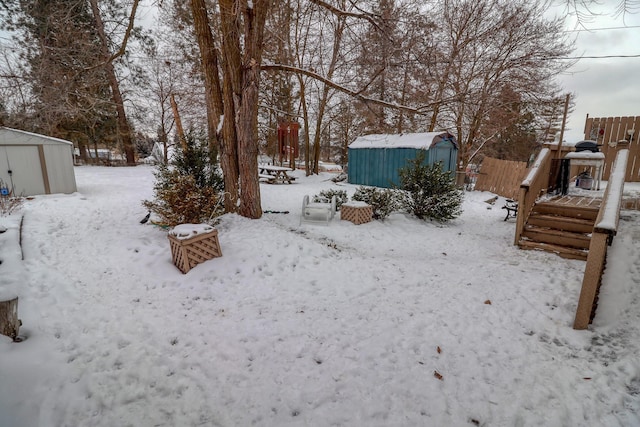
<box><xmin>300</xmin><ymin>195</ymin><xmax>336</xmax><ymax>225</ymax></box>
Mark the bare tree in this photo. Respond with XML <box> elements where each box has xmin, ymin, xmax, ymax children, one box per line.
<box><xmin>330</xmin><ymin>97</ymin><xmax>365</xmax><ymax>166</ymax></box>
<box><xmin>264</xmin><ymin>0</ymin><xmax>436</xmax><ymax>170</ymax></box>
<box><xmin>0</xmin><ymin>45</ymin><xmax>31</xmax><ymax>128</ymax></box>
<box><xmin>89</xmin><ymin>0</ymin><xmax>141</xmax><ymax>166</ymax></box>
<box><xmin>261</xmin><ymin>0</ymin><xmax>297</xmax><ymax>167</ymax></box>
<box><xmin>302</xmin><ymin>0</ymin><xmax>347</xmax><ymax>174</ymax></box>
<box><xmin>152</xmin><ymin>1</ymin><xmax>209</xmax><ymax>140</ymax></box>
<box><xmin>146</xmin><ymin>51</ymin><xmax>176</xmax><ymax>161</ymax></box>
<box><xmin>425</xmin><ymin>0</ymin><xmax>573</xmax><ymax>171</ymax></box>
<box><xmin>353</xmin><ymin>0</ymin><xmax>400</xmax><ymax>134</ymax></box>
<box><xmin>286</xmin><ymin>0</ymin><xmax>322</xmax><ymax>174</ymax></box>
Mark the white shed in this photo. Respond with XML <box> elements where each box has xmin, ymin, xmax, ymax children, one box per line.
<box><xmin>0</xmin><ymin>127</ymin><xmax>77</xmax><ymax>196</ymax></box>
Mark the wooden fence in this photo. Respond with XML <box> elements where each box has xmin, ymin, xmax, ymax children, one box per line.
<box><xmin>474</xmin><ymin>157</ymin><xmax>528</xmax><ymax>200</ymax></box>
<box><xmin>584</xmin><ymin>116</ymin><xmax>640</xmax><ymax>181</ymax></box>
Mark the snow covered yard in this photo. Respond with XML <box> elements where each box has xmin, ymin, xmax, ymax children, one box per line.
<box><xmin>1</xmin><ymin>165</ymin><xmax>639</xmax><ymax>426</ymax></box>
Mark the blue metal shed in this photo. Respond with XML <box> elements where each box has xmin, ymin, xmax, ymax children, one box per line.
<box><xmin>347</xmin><ymin>132</ymin><xmax>458</xmax><ymax>188</ymax></box>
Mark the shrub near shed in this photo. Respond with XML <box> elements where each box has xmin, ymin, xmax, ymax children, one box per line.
<box><xmin>398</xmin><ymin>152</ymin><xmax>463</xmax><ymax>222</ymax></box>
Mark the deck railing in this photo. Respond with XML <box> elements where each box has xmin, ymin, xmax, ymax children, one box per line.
<box><xmin>573</xmin><ymin>149</ymin><xmax>629</xmax><ymax>329</ymax></box>
<box><xmin>514</xmin><ymin>148</ymin><xmax>552</xmax><ymax>245</ymax></box>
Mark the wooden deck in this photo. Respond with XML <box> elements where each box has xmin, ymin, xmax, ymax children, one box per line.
<box><xmin>541</xmin><ymin>195</ymin><xmax>602</xmax><ymax>210</ymax></box>
<box><xmin>532</xmin><ymin>195</ymin><xmax>602</xmax><ymax>223</ymax></box>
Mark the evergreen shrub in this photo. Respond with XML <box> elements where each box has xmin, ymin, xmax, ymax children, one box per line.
<box><xmin>398</xmin><ymin>152</ymin><xmax>463</xmax><ymax>222</ymax></box>
<box><xmin>352</xmin><ymin>186</ymin><xmax>399</xmax><ymax>220</ymax></box>
<box><xmin>143</xmin><ymin>132</ymin><xmax>225</xmax><ymax>227</ymax></box>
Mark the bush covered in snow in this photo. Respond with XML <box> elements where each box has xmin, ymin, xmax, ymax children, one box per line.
<box><xmin>352</xmin><ymin>186</ymin><xmax>399</xmax><ymax>220</ymax></box>
<box><xmin>143</xmin><ymin>132</ymin><xmax>224</xmax><ymax>226</ymax></box>
<box><xmin>398</xmin><ymin>152</ymin><xmax>463</xmax><ymax>222</ymax></box>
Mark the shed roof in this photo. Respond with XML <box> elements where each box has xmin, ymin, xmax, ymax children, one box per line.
<box><xmin>0</xmin><ymin>127</ymin><xmax>74</xmax><ymax>146</ymax></box>
<box><xmin>349</xmin><ymin>132</ymin><xmax>457</xmax><ymax>150</ymax></box>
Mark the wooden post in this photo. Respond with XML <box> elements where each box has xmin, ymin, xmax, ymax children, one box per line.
<box><xmin>556</xmin><ymin>94</ymin><xmax>570</xmax><ymax>159</ymax></box>
<box><xmin>0</xmin><ymin>296</ymin><xmax>20</xmax><ymax>341</ymax></box>
<box><xmin>573</xmin><ymin>232</ymin><xmax>609</xmax><ymax>329</ymax></box>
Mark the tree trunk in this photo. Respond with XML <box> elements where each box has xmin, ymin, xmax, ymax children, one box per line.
<box><xmin>170</xmin><ymin>93</ymin><xmax>187</xmax><ymax>151</ymax></box>
<box><xmin>106</xmin><ymin>61</ymin><xmax>136</xmax><ymax>165</ymax></box>
<box><xmin>0</xmin><ymin>297</ymin><xmax>20</xmax><ymax>341</ymax></box>
<box><xmin>89</xmin><ymin>0</ymin><xmax>139</xmax><ymax>166</ymax></box>
<box><xmin>190</xmin><ymin>0</ymin><xmax>224</xmax><ymax>162</ymax></box>
<box><xmin>297</xmin><ymin>75</ymin><xmax>311</xmax><ymax>176</ymax></box>
<box><xmin>217</xmin><ymin>0</ymin><xmax>271</xmax><ymax>219</ymax></box>
<box><xmin>218</xmin><ymin>0</ymin><xmax>242</xmax><ymax>213</ymax></box>
<box><xmin>79</xmin><ymin>142</ymin><xmax>89</xmax><ymax>163</ymax></box>
<box><xmin>220</xmin><ymin>73</ymin><xmax>240</xmax><ymax>213</ymax></box>
<box><xmin>237</xmin><ymin>62</ymin><xmax>262</xmax><ymax>219</ymax></box>
<box><xmin>236</xmin><ymin>1</ymin><xmax>268</xmax><ymax>219</ymax></box>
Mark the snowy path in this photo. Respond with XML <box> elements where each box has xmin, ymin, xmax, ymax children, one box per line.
<box><xmin>1</xmin><ymin>165</ymin><xmax>639</xmax><ymax>426</ymax></box>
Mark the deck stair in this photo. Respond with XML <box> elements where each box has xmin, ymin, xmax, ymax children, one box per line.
<box><xmin>517</xmin><ymin>196</ymin><xmax>600</xmax><ymax>261</ymax></box>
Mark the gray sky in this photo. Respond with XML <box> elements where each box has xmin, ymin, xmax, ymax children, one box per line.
<box><xmin>553</xmin><ymin>0</ymin><xmax>640</xmax><ymax>142</ymax></box>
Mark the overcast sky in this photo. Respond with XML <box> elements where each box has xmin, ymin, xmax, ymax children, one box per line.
<box><xmin>552</xmin><ymin>0</ymin><xmax>640</xmax><ymax>142</ymax></box>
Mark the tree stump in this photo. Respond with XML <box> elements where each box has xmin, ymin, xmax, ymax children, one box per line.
<box><xmin>0</xmin><ymin>297</ymin><xmax>21</xmax><ymax>341</ymax></box>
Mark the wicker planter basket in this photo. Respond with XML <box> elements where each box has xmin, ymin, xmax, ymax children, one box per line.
<box><xmin>341</xmin><ymin>202</ymin><xmax>373</xmax><ymax>225</ymax></box>
<box><xmin>168</xmin><ymin>225</ymin><xmax>222</xmax><ymax>274</ymax></box>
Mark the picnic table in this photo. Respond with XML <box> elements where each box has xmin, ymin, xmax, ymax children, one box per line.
<box><xmin>258</xmin><ymin>164</ymin><xmax>296</xmax><ymax>184</ymax></box>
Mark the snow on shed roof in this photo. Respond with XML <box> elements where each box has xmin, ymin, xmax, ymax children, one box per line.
<box><xmin>349</xmin><ymin>132</ymin><xmax>457</xmax><ymax>149</ymax></box>
<box><xmin>0</xmin><ymin>126</ymin><xmax>74</xmax><ymax>146</ymax></box>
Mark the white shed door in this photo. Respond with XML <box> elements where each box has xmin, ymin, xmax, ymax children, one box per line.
<box><xmin>0</xmin><ymin>146</ymin><xmax>46</xmax><ymax>196</ymax></box>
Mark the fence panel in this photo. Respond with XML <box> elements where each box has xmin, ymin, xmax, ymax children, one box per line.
<box><xmin>584</xmin><ymin>116</ymin><xmax>640</xmax><ymax>181</ymax></box>
<box><xmin>474</xmin><ymin>157</ymin><xmax>529</xmax><ymax>199</ymax></box>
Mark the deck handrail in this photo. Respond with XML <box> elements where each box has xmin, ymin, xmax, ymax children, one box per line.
<box><xmin>573</xmin><ymin>148</ymin><xmax>629</xmax><ymax>330</ymax></box>
<box><xmin>593</xmin><ymin>149</ymin><xmax>629</xmax><ymax>236</ymax></box>
<box><xmin>515</xmin><ymin>148</ymin><xmax>551</xmax><ymax>245</ymax></box>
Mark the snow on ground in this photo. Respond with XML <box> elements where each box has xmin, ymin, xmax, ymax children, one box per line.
<box><xmin>1</xmin><ymin>165</ymin><xmax>640</xmax><ymax>427</ymax></box>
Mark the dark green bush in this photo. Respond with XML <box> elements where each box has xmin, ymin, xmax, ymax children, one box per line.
<box><xmin>352</xmin><ymin>186</ymin><xmax>399</xmax><ymax>220</ymax></box>
<box><xmin>171</xmin><ymin>131</ymin><xmax>224</xmax><ymax>191</ymax></box>
<box><xmin>398</xmin><ymin>152</ymin><xmax>463</xmax><ymax>222</ymax></box>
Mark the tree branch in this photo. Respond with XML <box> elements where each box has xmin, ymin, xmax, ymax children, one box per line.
<box><xmin>261</xmin><ymin>63</ymin><xmax>427</xmax><ymax>115</ymax></box>
<box><xmin>107</xmin><ymin>0</ymin><xmax>140</xmax><ymax>64</ymax></box>
<box><xmin>308</xmin><ymin>0</ymin><xmax>382</xmax><ymax>31</ymax></box>
<box><xmin>85</xmin><ymin>0</ymin><xmax>140</xmax><ymax>72</ymax></box>
<box><xmin>467</xmin><ymin>130</ymin><xmax>500</xmax><ymax>164</ymax></box>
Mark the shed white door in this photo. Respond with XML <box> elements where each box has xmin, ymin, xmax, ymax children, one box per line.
<box><xmin>0</xmin><ymin>146</ymin><xmax>46</xmax><ymax>196</ymax></box>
